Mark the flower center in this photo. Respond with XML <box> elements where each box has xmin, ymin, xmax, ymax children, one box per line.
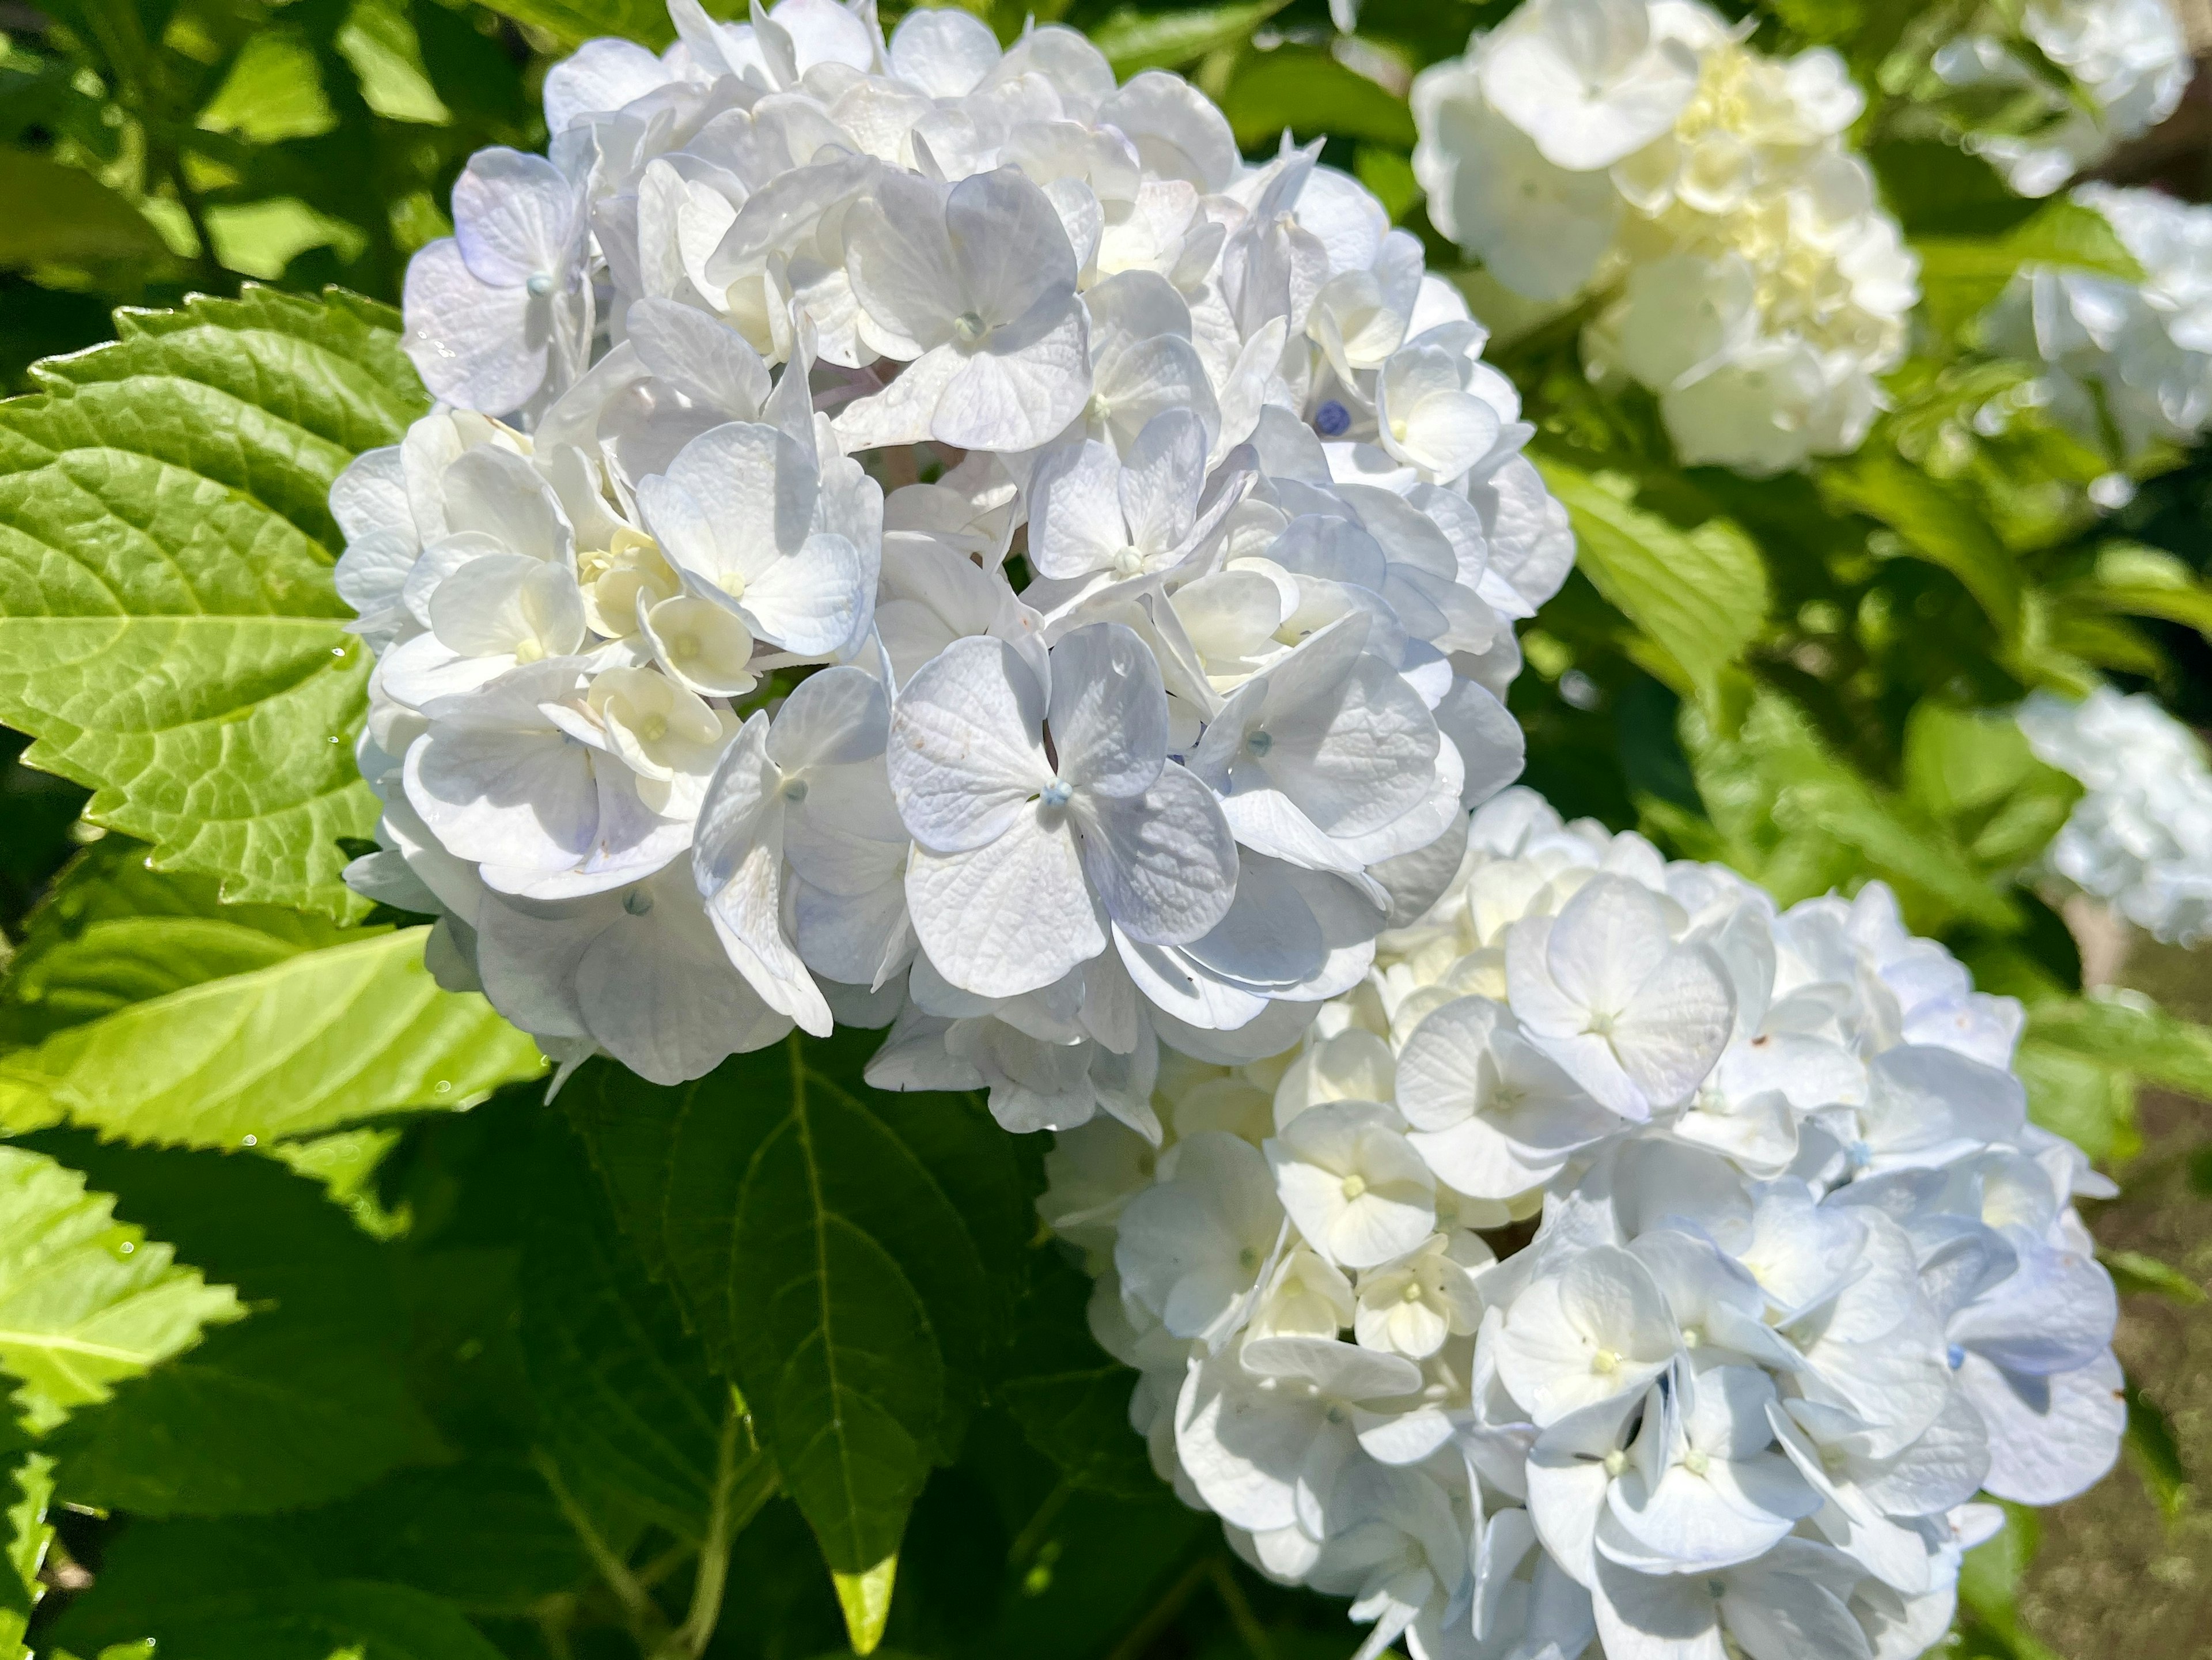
<box><xmin>1400</xmin><ymin>1281</ymin><xmax>1423</xmax><ymax>1304</ymax></box>
<box><xmin>1592</xmin><ymin>1347</ymin><xmax>1619</xmax><ymax>1375</ymax></box>
<box><xmin>1245</xmin><ymin>730</ymin><xmax>1272</xmax><ymax>758</ymax></box>
<box><xmin>1603</xmin><ymin>1449</ymin><xmax>1627</xmax><ymax>1477</ymax></box>
<box><xmin>1339</xmin><ymin>1174</ymin><xmax>1368</xmax><ymax>1200</ymax></box>
<box><xmin>514</xmin><ymin>637</ymin><xmax>547</xmax><ymax>664</ymax></box>
<box><xmin>1040</xmin><ymin>778</ymin><xmax>1073</xmax><ymax>808</ymax></box>
<box><xmin>1112</xmin><ymin>545</ymin><xmax>1145</xmax><ymax>578</ymax></box>
<box><xmin>783</xmin><ymin>778</ymin><xmax>809</xmax><ymax>804</ymax></box>
<box><xmin>672</xmin><ymin>633</ymin><xmax>700</xmax><ymax>661</ymax></box>
<box><xmin>640</xmin><ymin>714</ymin><xmax>669</xmax><ymax>744</ymax></box>
<box><xmin>1313</xmin><ymin>399</ymin><xmax>1350</xmax><ymax>437</ymax></box>
<box><xmin>526</xmin><ymin>270</ymin><xmax>556</xmax><ymax>297</ymax></box>
<box><xmin>1683</xmin><ymin>1449</ymin><xmax>1710</xmax><ymax>1477</ymax></box>
<box><xmin>953</xmin><ymin>310</ymin><xmax>989</xmax><ymax>347</ymax></box>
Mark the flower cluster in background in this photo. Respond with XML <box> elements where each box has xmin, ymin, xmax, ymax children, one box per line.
<box><xmin>1409</xmin><ymin>0</ymin><xmax>1920</xmax><ymax>475</ymax></box>
<box><xmin>338</xmin><ymin>0</ymin><xmax>1572</xmax><ymax>1103</ymax></box>
<box><xmin>1933</xmin><ymin>0</ymin><xmax>2191</xmax><ymax>199</ymax></box>
<box><xmin>1050</xmin><ymin>787</ymin><xmax>2123</xmax><ymax>1660</ymax></box>
<box><xmin>2018</xmin><ymin>687</ymin><xmax>2212</xmax><ymax>946</ymax></box>
<box><xmin>1985</xmin><ymin>182</ymin><xmax>2212</xmax><ymax>466</ymax></box>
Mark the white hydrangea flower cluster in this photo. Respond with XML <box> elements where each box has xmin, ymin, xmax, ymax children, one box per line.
<box><xmin>1984</xmin><ymin>183</ymin><xmax>2212</xmax><ymax>466</ymax></box>
<box><xmin>2018</xmin><ymin>687</ymin><xmax>2212</xmax><ymax>946</ymax></box>
<box><xmin>1409</xmin><ymin>0</ymin><xmax>1921</xmax><ymax>477</ymax></box>
<box><xmin>1933</xmin><ymin>0</ymin><xmax>2192</xmax><ymax>199</ymax></box>
<box><xmin>1047</xmin><ymin>787</ymin><xmax>2123</xmax><ymax>1660</ymax></box>
<box><xmin>334</xmin><ymin>0</ymin><xmax>1573</xmax><ymax>1096</ymax></box>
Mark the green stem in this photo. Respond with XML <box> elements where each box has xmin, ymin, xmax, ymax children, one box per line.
<box><xmin>1105</xmin><ymin>1553</ymin><xmax>1212</xmax><ymax>1660</ymax></box>
<box><xmin>650</xmin><ymin>1397</ymin><xmax>777</xmax><ymax>1660</ymax></box>
<box><xmin>1005</xmin><ymin>1476</ymin><xmax>1074</xmax><ymax>1572</ymax></box>
<box><xmin>531</xmin><ymin>1448</ymin><xmax>672</xmax><ymax>1656</ymax></box>
<box><xmin>1209</xmin><ymin>1558</ymin><xmax>1276</xmax><ymax>1660</ymax></box>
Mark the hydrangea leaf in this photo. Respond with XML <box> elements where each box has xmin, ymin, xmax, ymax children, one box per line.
<box><xmin>995</xmin><ymin>1251</ymin><xmax>1158</xmax><ymax>1500</ymax></box>
<box><xmin>0</xmin><ymin>286</ymin><xmax>427</xmax><ymax>921</ymax></box>
<box><xmin>0</xmin><ymin>835</ymin><xmax>359</xmax><ymax>1048</ymax></box>
<box><xmin>467</xmin><ymin>0</ymin><xmax>678</xmax><ymax>51</ymax></box>
<box><xmin>563</xmin><ymin>1031</ymin><xmax>1030</xmax><ymax>1649</ymax></box>
<box><xmin>1222</xmin><ymin>48</ymin><xmax>1417</xmax><ymax>149</ymax></box>
<box><xmin>33</xmin><ymin>1135</ymin><xmax>446</xmax><ymax>1516</ymax></box>
<box><xmin>0</xmin><ymin>1451</ymin><xmax>52</xmax><ymax>1660</ymax></box>
<box><xmin>519</xmin><ymin>1118</ymin><xmax>729</xmax><ymax>1544</ymax></box>
<box><xmin>44</xmin><ymin>1462</ymin><xmax>586</xmax><ymax>1635</ymax></box>
<box><xmin>1090</xmin><ymin>1</ymin><xmax>1291</xmax><ymax>75</ymax></box>
<box><xmin>0</xmin><ymin>1144</ymin><xmax>242</xmax><ymax>1434</ymax></box>
<box><xmin>1532</xmin><ymin>457</ymin><xmax>1770</xmax><ymax>701</ymax></box>
<box><xmin>0</xmin><ymin>928</ymin><xmax>545</xmax><ymax>1148</ymax></box>
<box><xmin>1821</xmin><ymin>448</ymin><xmax>2024</xmax><ymax>642</ymax></box>
<box><xmin>49</xmin><ymin>1578</ymin><xmax>508</xmax><ymax>1660</ymax></box>
<box><xmin>1683</xmin><ymin>685</ymin><xmax>2022</xmax><ymax>932</ymax></box>
<box><xmin>2022</xmin><ymin>991</ymin><xmax>2212</xmax><ymax>1101</ymax></box>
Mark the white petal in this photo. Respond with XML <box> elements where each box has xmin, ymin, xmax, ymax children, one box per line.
<box><xmin>907</xmin><ymin>811</ymin><xmax>1105</xmax><ymax>998</ymax></box>
<box><xmin>888</xmin><ymin>634</ymin><xmax>1051</xmax><ymax>852</ymax></box>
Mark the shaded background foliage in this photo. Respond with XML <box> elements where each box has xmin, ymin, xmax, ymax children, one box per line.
<box><xmin>0</xmin><ymin>1</ymin><xmax>2209</xmax><ymax>1658</ymax></box>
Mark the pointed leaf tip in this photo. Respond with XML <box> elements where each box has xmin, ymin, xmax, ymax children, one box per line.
<box><xmin>833</xmin><ymin>1555</ymin><xmax>897</xmax><ymax>1655</ymax></box>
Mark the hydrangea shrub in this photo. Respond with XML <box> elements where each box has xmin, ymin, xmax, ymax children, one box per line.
<box><xmin>0</xmin><ymin>2</ymin><xmax>2208</xmax><ymax>1660</ymax></box>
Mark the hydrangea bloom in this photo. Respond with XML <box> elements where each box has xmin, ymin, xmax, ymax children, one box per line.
<box><xmin>1984</xmin><ymin>183</ymin><xmax>2212</xmax><ymax>466</ymax></box>
<box><xmin>1047</xmin><ymin>787</ymin><xmax>2124</xmax><ymax>1660</ymax></box>
<box><xmin>337</xmin><ymin>0</ymin><xmax>1572</xmax><ymax>1094</ymax></box>
<box><xmin>2018</xmin><ymin>686</ymin><xmax>2212</xmax><ymax>946</ymax></box>
<box><xmin>1933</xmin><ymin>0</ymin><xmax>2192</xmax><ymax>198</ymax></box>
<box><xmin>1410</xmin><ymin>0</ymin><xmax>1919</xmax><ymax>475</ymax></box>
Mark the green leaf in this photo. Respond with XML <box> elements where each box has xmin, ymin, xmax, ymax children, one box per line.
<box><xmin>1899</xmin><ymin>703</ymin><xmax>2079</xmax><ymax>871</ymax></box>
<box><xmin>52</xmin><ymin>1461</ymin><xmax>586</xmax><ymax>1629</ymax></box>
<box><xmin>2103</xmin><ymin>1249</ymin><xmax>2207</xmax><ymax>1306</ymax></box>
<box><xmin>994</xmin><ymin>1251</ymin><xmax>1156</xmax><ymax>1500</ymax></box>
<box><xmin>0</xmin><ymin>835</ymin><xmax>357</xmax><ymax>1046</ymax></box>
<box><xmin>1956</xmin><ymin>1504</ymin><xmax>2062</xmax><ymax>1660</ymax></box>
<box><xmin>2062</xmin><ymin>542</ymin><xmax>2212</xmax><ymax>643</ymax></box>
<box><xmin>1531</xmin><ymin>457</ymin><xmax>1768</xmax><ymax>701</ymax></box>
<box><xmin>1915</xmin><ymin>197</ymin><xmax>2143</xmax><ymax>342</ymax></box>
<box><xmin>467</xmin><ymin>0</ymin><xmax>679</xmax><ymax>51</ymax></box>
<box><xmin>520</xmin><ymin>1118</ymin><xmax>728</xmax><ymax>1542</ymax></box>
<box><xmin>0</xmin><ymin>1144</ymin><xmax>241</xmax><ymax>1433</ymax></box>
<box><xmin>1822</xmin><ymin>448</ymin><xmax>2022</xmax><ymax>640</ymax></box>
<box><xmin>2013</xmin><ymin>1039</ymin><xmax>2139</xmax><ymax>1164</ymax></box>
<box><xmin>1221</xmin><ymin>49</ymin><xmax>1417</xmax><ymax>149</ymax></box>
<box><xmin>2021</xmin><ymin>990</ymin><xmax>2212</xmax><ymax>1101</ymax></box>
<box><xmin>0</xmin><ymin>1454</ymin><xmax>51</xmax><ymax>1660</ymax></box>
<box><xmin>0</xmin><ymin>286</ymin><xmax>427</xmax><ymax>918</ymax></box>
<box><xmin>0</xmin><ymin>151</ymin><xmax>169</xmax><ymax>273</ymax></box>
<box><xmin>51</xmin><ymin>1578</ymin><xmax>507</xmax><ymax>1660</ymax></box>
<box><xmin>35</xmin><ymin>1135</ymin><xmax>446</xmax><ymax>1515</ymax></box>
<box><xmin>2123</xmin><ymin>1378</ymin><xmax>2191</xmax><ymax>1522</ymax></box>
<box><xmin>1683</xmin><ymin>687</ymin><xmax>2020</xmax><ymax>930</ymax></box>
<box><xmin>1089</xmin><ymin>1</ymin><xmax>1291</xmax><ymax>75</ymax></box>
<box><xmin>197</xmin><ymin>30</ymin><xmax>338</xmax><ymax>143</ymax></box>
<box><xmin>0</xmin><ymin>928</ymin><xmax>545</xmax><ymax>1147</ymax></box>
<box><xmin>563</xmin><ymin>1032</ymin><xmax>1031</xmax><ymax>1639</ymax></box>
